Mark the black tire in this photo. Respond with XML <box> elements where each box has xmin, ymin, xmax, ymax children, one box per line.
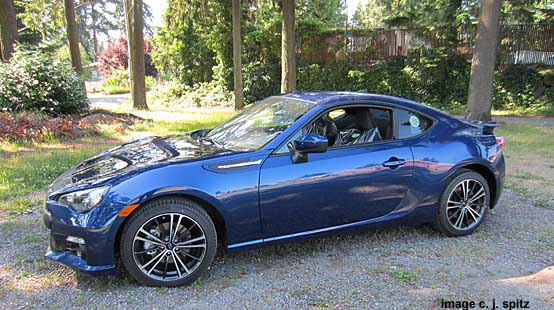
<box><xmin>435</xmin><ymin>170</ymin><xmax>490</xmax><ymax>237</ymax></box>
<box><xmin>120</xmin><ymin>197</ymin><xmax>217</xmax><ymax>286</ymax></box>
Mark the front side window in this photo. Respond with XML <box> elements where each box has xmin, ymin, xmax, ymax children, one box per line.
<box><xmin>305</xmin><ymin>106</ymin><xmax>394</xmax><ymax>148</ymax></box>
<box><xmin>205</xmin><ymin>97</ymin><xmax>314</xmax><ymax>151</ymax></box>
<box><xmin>397</xmin><ymin>109</ymin><xmax>433</xmax><ymax>139</ymax></box>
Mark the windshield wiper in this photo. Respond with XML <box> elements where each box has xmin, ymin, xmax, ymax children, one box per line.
<box><xmin>200</xmin><ymin>137</ymin><xmax>224</xmax><ymax>149</ymax></box>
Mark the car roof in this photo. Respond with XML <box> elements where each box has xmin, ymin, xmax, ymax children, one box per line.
<box><xmin>278</xmin><ymin>91</ymin><xmax>450</xmax><ymax>119</ymax></box>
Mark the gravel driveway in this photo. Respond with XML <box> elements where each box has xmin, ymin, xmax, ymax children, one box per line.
<box><xmin>0</xmin><ymin>190</ymin><xmax>553</xmax><ymax>309</ymax></box>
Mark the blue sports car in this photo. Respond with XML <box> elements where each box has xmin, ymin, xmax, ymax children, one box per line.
<box><xmin>44</xmin><ymin>92</ymin><xmax>505</xmax><ymax>286</ymax></box>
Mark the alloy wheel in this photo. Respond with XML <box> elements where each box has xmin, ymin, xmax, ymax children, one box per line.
<box><xmin>132</xmin><ymin>213</ymin><xmax>207</xmax><ymax>281</ymax></box>
<box><xmin>446</xmin><ymin>178</ymin><xmax>487</xmax><ymax>231</ymax></box>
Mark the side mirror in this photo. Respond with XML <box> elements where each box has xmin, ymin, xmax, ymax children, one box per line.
<box><xmin>291</xmin><ymin>133</ymin><xmax>328</xmax><ymax>163</ymax></box>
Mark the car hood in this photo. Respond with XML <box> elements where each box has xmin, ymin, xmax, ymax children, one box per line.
<box><xmin>48</xmin><ymin>133</ymin><xmax>232</xmax><ymax>194</ymax></box>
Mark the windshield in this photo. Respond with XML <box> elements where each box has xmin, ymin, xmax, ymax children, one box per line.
<box><xmin>205</xmin><ymin>97</ymin><xmax>314</xmax><ymax>151</ymax></box>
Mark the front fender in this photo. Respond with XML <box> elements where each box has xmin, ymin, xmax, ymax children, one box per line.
<box><xmin>107</xmin><ymin>157</ymin><xmax>264</xmax><ymax>247</ymax></box>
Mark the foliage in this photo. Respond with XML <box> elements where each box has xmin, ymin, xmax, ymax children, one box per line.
<box><xmin>152</xmin><ymin>81</ymin><xmax>233</xmax><ymax>108</ymax></box>
<box><xmin>53</xmin><ymin>44</ymin><xmax>94</xmax><ymax>79</ymax></box>
<box><xmin>16</xmin><ymin>0</ymin><xmax>154</xmax><ymax>62</ymax></box>
<box><xmin>502</xmin><ymin>0</ymin><xmax>554</xmax><ymax>24</ymax></box>
<box><xmin>296</xmin><ymin>0</ymin><xmax>346</xmax><ymax>28</ymax></box>
<box><xmin>101</xmin><ymin>69</ymin><xmax>130</xmax><ymax>94</ymax></box>
<box><xmin>493</xmin><ymin>65</ymin><xmax>552</xmax><ymax>110</ymax></box>
<box><xmin>152</xmin><ymin>0</ymin><xmax>348</xmax><ymax>89</ymax></box>
<box><xmin>16</xmin><ymin>0</ymin><xmax>65</xmax><ymax>47</ymax></box>
<box><xmin>352</xmin><ymin>0</ymin><xmax>553</xmax><ymax>45</ymax></box>
<box><xmin>152</xmin><ymin>0</ymin><xmax>233</xmax><ymax>88</ymax></box>
<box><xmin>75</xmin><ymin>0</ymin><xmax>153</xmax><ymax>60</ymax></box>
<box><xmin>0</xmin><ymin>49</ymin><xmax>88</xmax><ymax>115</ymax></box>
<box><xmin>295</xmin><ymin>48</ymin><xmax>469</xmax><ymax>110</ymax></box>
<box><xmin>240</xmin><ymin>48</ymin><xmax>551</xmax><ymax>113</ymax></box>
<box><xmin>0</xmin><ymin>112</ymin><xmax>98</xmax><ymax>142</ymax></box>
<box><xmin>101</xmin><ymin>69</ymin><xmax>156</xmax><ymax>95</ymax></box>
<box><xmin>97</xmin><ymin>36</ymin><xmax>156</xmax><ymax>78</ymax></box>
<box><xmin>538</xmin><ymin>69</ymin><xmax>554</xmax><ymax>87</ymax></box>
<box><xmin>243</xmin><ymin>62</ymin><xmax>280</xmax><ymax>104</ymax></box>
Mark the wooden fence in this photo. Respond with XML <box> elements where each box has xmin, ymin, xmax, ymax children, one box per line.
<box><xmin>498</xmin><ymin>24</ymin><xmax>554</xmax><ymax>65</ymax></box>
<box><xmin>297</xmin><ymin>24</ymin><xmax>554</xmax><ymax>66</ymax></box>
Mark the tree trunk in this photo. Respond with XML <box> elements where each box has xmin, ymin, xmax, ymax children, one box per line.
<box><xmin>124</xmin><ymin>0</ymin><xmax>148</xmax><ymax>110</ymax></box>
<box><xmin>64</xmin><ymin>0</ymin><xmax>84</xmax><ymax>75</ymax></box>
<box><xmin>0</xmin><ymin>0</ymin><xmax>19</xmax><ymax>61</ymax></box>
<box><xmin>466</xmin><ymin>0</ymin><xmax>502</xmax><ymax>121</ymax></box>
<box><xmin>91</xmin><ymin>1</ymin><xmax>98</xmax><ymax>59</ymax></box>
<box><xmin>281</xmin><ymin>0</ymin><xmax>296</xmax><ymax>93</ymax></box>
<box><xmin>232</xmin><ymin>0</ymin><xmax>244</xmax><ymax>110</ymax></box>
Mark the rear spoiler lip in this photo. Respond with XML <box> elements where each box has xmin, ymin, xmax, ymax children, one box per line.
<box><xmin>461</xmin><ymin>119</ymin><xmax>500</xmax><ymax>135</ymax></box>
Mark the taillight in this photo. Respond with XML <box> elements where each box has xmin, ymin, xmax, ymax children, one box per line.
<box><xmin>496</xmin><ymin>136</ymin><xmax>505</xmax><ymax>149</ymax></box>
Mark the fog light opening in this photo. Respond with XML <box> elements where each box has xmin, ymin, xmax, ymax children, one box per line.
<box><xmin>65</xmin><ymin>236</ymin><xmax>86</xmax><ymax>259</ymax></box>
<box><xmin>66</xmin><ymin>236</ymin><xmax>85</xmax><ymax>245</ymax></box>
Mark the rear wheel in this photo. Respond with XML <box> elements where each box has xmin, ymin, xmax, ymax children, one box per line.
<box><xmin>120</xmin><ymin>197</ymin><xmax>217</xmax><ymax>286</ymax></box>
<box><xmin>435</xmin><ymin>171</ymin><xmax>490</xmax><ymax>236</ymax></box>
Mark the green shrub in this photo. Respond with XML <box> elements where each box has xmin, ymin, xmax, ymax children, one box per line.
<box><xmin>152</xmin><ymin>80</ymin><xmax>233</xmax><ymax>108</ymax></box>
<box><xmin>53</xmin><ymin>44</ymin><xmax>94</xmax><ymax>79</ymax></box>
<box><xmin>101</xmin><ymin>85</ymin><xmax>129</xmax><ymax>95</ymax></box>
<box><xmin>101</xmin><ymin>70</ymin><xmax>130</xmax><ymax>94</ymax></box>
<box><xmin>295</xmin><ymin>49</ymin><xmax>469</xmax><ymax>111</ymax></box>
<box><xmin>101</xmin><ymin>70</ymin><xmax>157</xmax><ymax>95</ymax></box>
<box><xmin>0</xmin><ymin>49</ymin><xmax>88</xmax><ymax>115</ymax></box>
<box><xmin>154</xmin><ymin>45</ymin><xmax>550</xmax><ymax>113</ymax></box>
<box><xmin>243</xmin><ymin>62</ymin><xmax>280</xmax><ymax>104</ymax></box>
<box><xmin>493</xmin><ymin>65</ymin><xmax>549</xmax><ymax>110</ymax></box>
<box><xmin>402</xmin><ymin>48</ymin><xmax>470</xmax><ymax>110</ymax></box>
<box><xmin>538</xmin><ymin>69</ymin><xmax>554</xmax><ymax>87</ymax></box>
<box><xmin>298</xmin><ymin>64</ymin><xmax>358</xmax><ymax>91</ymax></box>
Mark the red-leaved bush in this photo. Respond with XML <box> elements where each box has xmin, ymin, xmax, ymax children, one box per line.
<box><xmin>0</xmin><ymin>113</ymin><xmax>99</xmax><ymax>142</ymax></box>
<box><xmin>97</xmin><ymin>36</ymin><xmax>157</xmax><ymax>78</ymax></box>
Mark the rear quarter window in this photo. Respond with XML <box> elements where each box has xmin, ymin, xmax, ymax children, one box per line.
<box><xmin>397</xmin><ymin>109</ymin><xmax>433</xmax><ymax>139</ymax></box>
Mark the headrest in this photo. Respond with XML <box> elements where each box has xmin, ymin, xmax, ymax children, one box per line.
<box><xmin>354</xmin><ymin>109</ymin><xmax>376</xmax><ymax>131</ymax></box>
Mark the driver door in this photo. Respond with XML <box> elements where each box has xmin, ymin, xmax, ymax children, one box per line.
<box><xmin>258</xmin><ymin>105</ymin><xmax>414</xmax><ymax>239</ymax></box>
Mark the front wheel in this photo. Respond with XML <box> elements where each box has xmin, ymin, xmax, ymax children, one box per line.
<box><xmin>435</xmin><ymin>171</ymin><xmax>490</xmax><ymax>237</ymax></box>
<box><xmin>120</xmin><ymin>197</ymin><xmax>217</xmax><ymax>286</ymax></box>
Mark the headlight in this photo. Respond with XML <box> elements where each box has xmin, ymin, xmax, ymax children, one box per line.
<box><xmin>58</xmin><ymin>186</ymin><xmax>110</xmax><ymax>212</ymax></box>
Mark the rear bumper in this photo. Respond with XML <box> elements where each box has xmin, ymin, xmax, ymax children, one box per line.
<box><xmin>43</xmin><ymin>199</ymin><xmax>124</xmax><ymax>276</ymax></box>
<box><xmin>491</xmin><ymin>152</ymin><xmax>506</xmax><ymax>208</ymax></box>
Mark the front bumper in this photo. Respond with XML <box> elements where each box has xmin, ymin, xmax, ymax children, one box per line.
<box><xmin>45</xmin><ymin>248</ymin><xmax>116</xmax><ymax>275</ymax></box>
<box><xmin>43</xmin><ymin>200</ymin><xmax>123</xmax><ymax>276</ymax></box>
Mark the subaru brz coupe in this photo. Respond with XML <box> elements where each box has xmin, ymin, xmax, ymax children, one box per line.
<box><xmin>44</xmin><ymin>92</ymin><xmax>505</xmax><ymax>286</ymax></box>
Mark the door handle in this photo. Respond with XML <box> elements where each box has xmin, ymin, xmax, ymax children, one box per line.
<box><xmin>382</xmin><ymin>158</ymin><xmax>406</xmax><ymax>168</ymax></box>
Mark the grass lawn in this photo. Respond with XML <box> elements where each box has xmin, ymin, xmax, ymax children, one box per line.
<box><xmin>0</xmin><ymin>109</ymin><xmax>552</xmax><ymax>215</ymax></box>
<box><xmin>496</xmin><ymin>123</ymin><xmax>554</xmax><ymax>204</ymax></box>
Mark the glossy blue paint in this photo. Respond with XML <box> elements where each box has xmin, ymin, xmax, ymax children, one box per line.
<box><xmin>292</xmin><ymin>133</ymin><xmax>328</xmax><ymax>152</ymax></box>
<box><xmin>45</xmin><ymin>250</ymin><xmax>116</xmax><ymax>275</ymax></box>
<box><xmin>44</xmin><ymin>91</ymin><xmax>505</xmax><ymax>275</ymax></box>
<box><xmin>259</xmin><ymin>141</ymin><xmax>414</xmax><ymax>238</ymax></box>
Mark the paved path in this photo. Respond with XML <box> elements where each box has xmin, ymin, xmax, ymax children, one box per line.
<box><xmin>88</xmin><ymin>93</ymin><xmax>131</xmax><ymax>110</ymax></box>
<box><xmin>453</xmin><ymin>115</ymin><xmax>554</xmax><ymax>126</ymax></box>
<box><xmin>490</xmin><ymin>115</ymin><xmax>554</xmax><ymax>126</ymax></box>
